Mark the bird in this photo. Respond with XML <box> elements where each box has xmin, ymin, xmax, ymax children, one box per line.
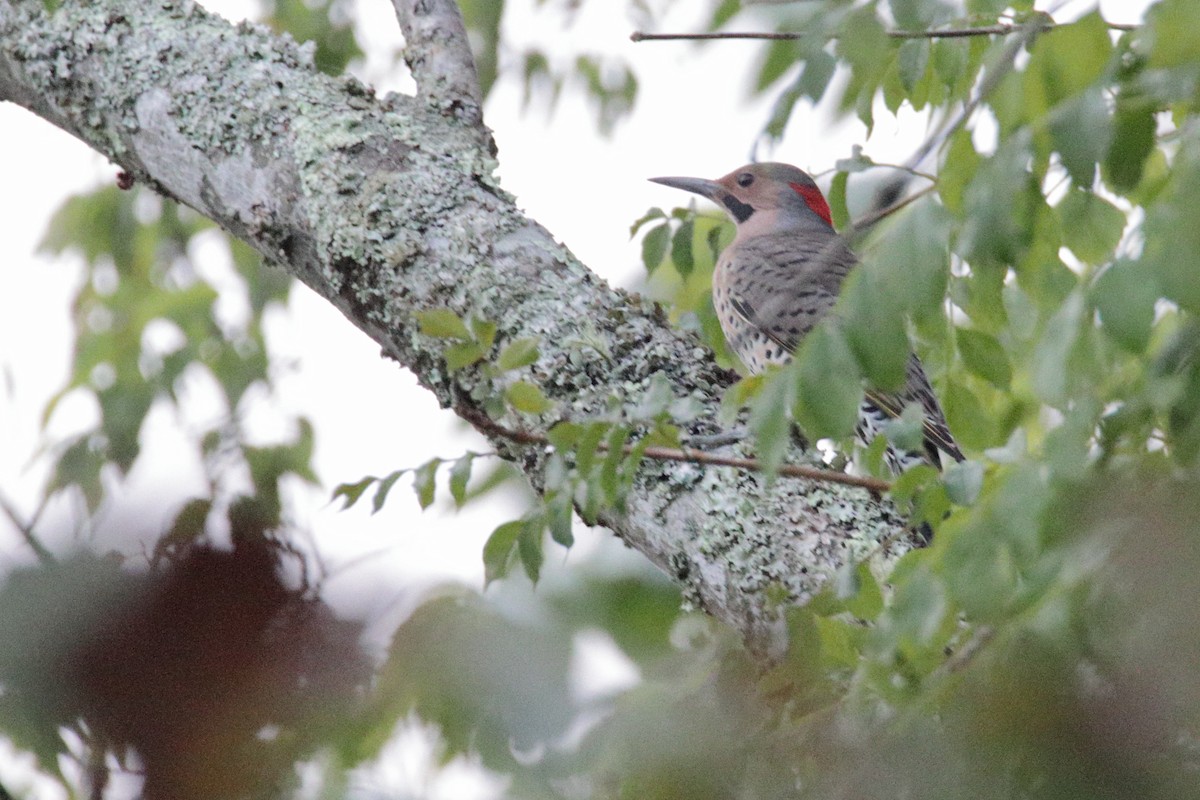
<box><xmin>649</xmin><ymin>162</ymin><xmax>962</xmax><ymax>473</ymax></box>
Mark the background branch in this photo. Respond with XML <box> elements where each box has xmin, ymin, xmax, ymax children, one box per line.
<box><xmin>631</xmin><ymin>21</ymin><xmax>1137</xmax><ymax>42</ymax></box>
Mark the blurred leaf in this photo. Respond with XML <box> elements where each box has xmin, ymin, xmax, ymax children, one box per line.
<box><xmin>1092</xmin><ymin>259</ymin><xmax>1158</xmax><ymax>353</ymax></box>
<box><xmin>795</xmin><ymin>325</ymin><xmax>862</xmax><ymax>440</ymax></box>
<box><xmin>417</xmin><ymin>309</ymin><xmax>471</xmax><ymax>340</ymax></box>
<box><xmin>642</xmin><ymin>223</ymin><xmax>670</xmax><ymax>273</ymax></box>
<box><xmin>505</xmin><ymin>381</ymin><xmax>554</xmax><ymax>415</ymax></box>
<box><xmin>449</xmin><ymin>454</ymin><xmax>474</xmax><ymax>507</ymax></box>
<box><xmin>517</xmin><ymin>516</ymin><xmax>545</xmax><ymax>583</ymax></box>
<box><xmin>957</xmin><ymin>328</ymin><xmax>1012</xmax><ymax>389</ymax></box>
<box><xmin>371</xmin><ymin>469</ymin><xmax>404</xmax><ymax>514</ymax></box>
<box><xmin>483</xmin><ymin>520</ymin><xmax>523</xmax><ymax>585</ymax></box>
<box><xmin>1057</xmin><ymin>188</ymin><xmax>1126</xmax><ymax>265</ymax></box>
<box><xmin>942</xmin><ymin>459</ymin><xmax>984</xmax><ymax>505</ymax></box>
<box><xmin>1026</xmin><ymin>12</ymin><xmax>1112</xmax><ymax>109</ymax></box>
<box><xmin>445</xmin><ymin>341</ymin><xmax>485</xmax><ymax>371</ymax></box>
<box><xmin>1104</xmin><ymin>95</ymin><xmax>1157</xmax><ymax>195</ymax></box>
<box><xmin>1143</xmin><ymin>150</ymin><xmax>1200</xmax><ymax>314</ymax></box>
<box><xmin>496</xmin><ymin>338</ymin><xmax>540</xmax><ymax>372</ymax></box>
<box><xmin>671</xmin><ymin>219</ymin><xmax>695</xmax><ymax>277</ymax></box>
<box><xmin>749</xmin><ymin>368</ymin><xmax>795</xmax><ymax>477</ymax></box>
<box><xmin>458</xmin><ymin>0</ymin><xmax>504</xmax><ymax>97</ymax></box>
<box><xmin>412</xmin><ymin>459</ymin><xmax>439</xmax><ymax>510</ymax></box>
<box><xmin>1049</xmin><ymin>88</ymin><xmax>1112</xmax><ymax>186</ymax></box>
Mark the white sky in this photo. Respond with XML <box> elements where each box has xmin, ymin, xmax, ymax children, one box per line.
<box><xmin>0</xmin><ymin>0</ymin><xmax>1152</xmax><ymax>796</ymax></box>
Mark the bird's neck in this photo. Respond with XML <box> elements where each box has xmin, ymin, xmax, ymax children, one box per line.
<box><xmin>733</xmin><ymin>207</ymin><xmax>834</xmax><ymax>241</ymax></box>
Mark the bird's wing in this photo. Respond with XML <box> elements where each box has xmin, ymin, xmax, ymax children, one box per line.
<box><xmin>864</xmin><ymin>354</ymin><xmax>963</xmax><ymax>463</ymax></box>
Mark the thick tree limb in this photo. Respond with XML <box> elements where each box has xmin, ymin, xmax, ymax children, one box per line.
<box><xmin>0</xmin><ymin>0</ymin><xmax>916</xmax><ymax>657</ymax></box>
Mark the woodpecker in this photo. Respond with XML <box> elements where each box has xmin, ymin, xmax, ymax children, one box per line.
<box><xmin>650</xmin><ymin>162</ymin><xmax>962</xmax><ymax>472</ymax></box>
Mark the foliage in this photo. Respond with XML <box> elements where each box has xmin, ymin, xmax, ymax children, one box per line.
<box><xmin>7</xmin><ymin>0</ymin><xmax>1200</xmax><ymax>799</ymax></box>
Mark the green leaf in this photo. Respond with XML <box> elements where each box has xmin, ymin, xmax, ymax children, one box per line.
<box><xmin>942</xmin><ymin>460</ymin><xmax>984</xmax><ymax>505</ymax></box>
<box><xmin>1146</xmin><ymin>0</ymin><xmax>1200</xmax><ymax>68</ymax></box>
<box><xmin>517</xmin><ymin>517</ymin><xmax>545</xmax><ymax>583</ymax></box>
<box><xmin>412</xmin><ymin>460</ymin><xmax>439</xmax><ymax>510</ymax></box>
<box><xmin>416</xmin><ymin>309</ymin><xmax>471</xmax><ymax>340</ymax></box>
<box><xmin>841</xmin><ymin>267</ymin><xmax>909</xmax><ymax>392</ymax></box>
<box><xmin>372</xmin><ymin>469</ymin><xmax>405</xmax><ymax>513</ymax></box>
<box><xmin>641</xmin><ymin>223</ymin><xmax>669</xmax><ymax>273</ymax></box>
<box><xmin>1104</xmin><ymin>97</ymin><xmax>1156</xmax><ymax>194</ymax></box>
<box><xmin>505</xmin><ymin>381</ymin><xmax>554</xmax><ymax>415</ymax></box>
<box><xmin>1143</xmin><ymin>155</ymin><xmax>1200</xmax><ymax>314</ymax></box>
<box><xmin>448</xmin><ymin>454</ymin><xmax>474</xmax><ymax>507</ymax></box>
<box><xmin>547</xmin><ymin>421</ymin><xmax>582</xmax><ymax>451</ymax></box>
<box><xmin>1057</xmin><ymin>189</ymin><xmax>1126</xmax><ymax>265</ymax></box>
<box><xmin>839</xmin><ymin>561</ymin><xmax>884</xmax><ymax>621</ymax></box>
<box><xmin>896</xmin><ymin>39</ymin><xmax>930</xmax><ymax>94</ymax></box>
<box><xmin>1031</xmin><ymin>292</ymin><xmax>1085</xmax><ymax>407</ymax></box>
<box><xmin>795</xmin><ymin>325</ymin><xmax>863</xmax><ymax>440</ymax></box>
<box><xmin>957</xmin><ymin>328</ymin><xmax>1012</xmax><ymax>390</ymax></box>
<box><xmin>943</xmin><ymin>380</ymin><xmax>998</xmax><ymax>451</ymax></box>
<box><xmin>828</xmin><ymin>171</ymin><xmax>850</xmax><ymax>230</ymax></box>
<box><xmin>445</xmin><ymin>341</ymin><xmax>485</xmax><ymax>371</ymax></box>
<box><xmin>496</xmin><ymin>338</ymin><xmax>540</xmax><ymax>372</ymax></box>
<box><xmin>756</xmin><ymin>38</ymin><xmax>803</xmax><ymax>92</ymax></box>
<box><xmin>1026</xmin><ymin>11</ymin><xmax>1112</xmax><ymax>108</ymax></box>
<box><xmin>599</xmin><ymin>426</ymin><xmax>629</xmax><ymax>505</ymax></box>
<box><xmin>483</xmin><ymin>520</ymin><xmax>523</xmax><ymax>585</ymax></box>
<box><xmin>1092</xmin><ymin>259</ymin><xmax>1158</xmax><ymax>353</ymax></box>
<box><xmin>333</xmin><ymin>476</ymin><xmax>375</xmax><ymax>510</ymax></box>
<box><xmin>1049</xmin><ymin>88</ymin><xmax>1112</xmax><ymax>186</ymax></box>
<box><xmin>470</xmin><ymin>317</ymin><xmax>497</xmax><ymax>351</ymax></box>
<box><xmin>546</xmin><ymin>491</ymin><xmax>574</xmax><ymax>547</ymax></box>
<box><xmin>749</xmin><ymin>368</ymin><xmax>795</xmax><ymax>478</ymax></box>
<box><xmin>670</xmin><ymin>219</ymin><xmax>695</xmax><ymax>277</ymax></box>
<box><xmin>157</xmin><ymin>498</ymin><xmax>213</xmax><ymax>556</ymax></box>
<box><xmin>629</xmin><ymin>207</ymin><xmax>666</xmax><ymax>237</ymax></box>
<box><xmin>938</xmin><ymin>128</ymin><xmax>980</xmax><ymax>215</ymax></box>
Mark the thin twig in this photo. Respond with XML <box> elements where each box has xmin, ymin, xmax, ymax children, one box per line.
<box><xmin>459</xmin><ymin>407</ymin><xmax>891</xmax><ymax>493</ymax></box>
<box><xmin>631</xmin><ymin>21</ymin><xmax>1137</xmax><ymax>42</ymax></box>
<box><xmin>846</xmin><ymin>183</ymin><xmax>936</xmax><ymax>237</ymax></box>
<box><xmin>0</xmin><ymin>490</ymin><xmax>55</xmax><ymax>563</ymax></box>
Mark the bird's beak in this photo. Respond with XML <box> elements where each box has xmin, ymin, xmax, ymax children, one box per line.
<box><xmin>648</xmin><ymin>175</ymin><xmax>725</xmax><ymax>202</ymax></box>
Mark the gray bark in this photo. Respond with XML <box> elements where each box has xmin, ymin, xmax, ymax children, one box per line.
<box><xmin>0</xmin><ymin>0</ymin><xmax>915</xmax><ymax>657</ymax></box>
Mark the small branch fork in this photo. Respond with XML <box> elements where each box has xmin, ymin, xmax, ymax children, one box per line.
<box><xmin>458</xmin><ymin>407</ymin><xmax>892</xmax><ymax>494</ymax></box>
<box><xmin>631</xmin><ymin>21</ymin><xmax>1137</xmax><ymax>43</ymax></box>
<box><xmin>390</xmin><ymin>0</ymin><xmax>487</xmax><ymax>131</ymax></box>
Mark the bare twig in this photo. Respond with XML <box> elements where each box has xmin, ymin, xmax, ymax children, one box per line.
<box><xmin>631</xmin><ymin>21</ymin><xmax>1137</xmax><ymax>43</ymax></box>
<box><xmin>0</xmin><ymin>490</ymin><xmax>55</xmax><ymax>563</ymax></box>
<box><xmin>459</xmin><ymin>407</ymin><xmax>892</xmax><ymax>493</ymax></box>
<box><xmin>391</xmin><ymin>0</ymin><xmax>487</xmax><ymax>131</ymax></box>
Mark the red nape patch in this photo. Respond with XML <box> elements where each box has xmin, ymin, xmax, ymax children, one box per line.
<box><xmin>789</xmin><ymin>182</ymin><xmax>833</xmax><ymax>226</ymax></box>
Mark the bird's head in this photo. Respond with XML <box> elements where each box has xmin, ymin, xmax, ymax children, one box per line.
<box><xmin>649</xmin><ymin>162</ymin><xmax>833</xmax><ymax>232</ymax></box>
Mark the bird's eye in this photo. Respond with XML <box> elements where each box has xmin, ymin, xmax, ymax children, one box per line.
<box><xmin>736</xmin><ymin>173</ymin><xmax>755</xmax><ymax>188</ymax></box>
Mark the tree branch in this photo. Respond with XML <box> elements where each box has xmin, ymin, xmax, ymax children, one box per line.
<box><xmin>457</xmin><ymin>406</ymin><xmax>892</xmax><ymax>493</ymax></box>
<box><xmin>391</xmin><ymin>0</ymin><xmax>490</xmax><ymax>140</ymax></box>
<box><xmin>0</xmin><ymin>0</ymin><xmax>917</xmax><ymax>657</ymax></box>
<box><xmin>0</xmin><ymin>490</ymin><xmax>55</xmax><ymax>564</ymax></box>
<box><xmin>630</xmin><ymin>21</ymin><xmax>1137</xmax><ymax>42</ymax></box>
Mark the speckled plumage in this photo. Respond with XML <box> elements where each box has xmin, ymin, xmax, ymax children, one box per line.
<box><xmin>652</xmin><ymin>162</ymin><xmax>962</xmax><ymax>471</ymax></box>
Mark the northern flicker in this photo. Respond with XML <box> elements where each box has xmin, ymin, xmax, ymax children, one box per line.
<box><xmin>650</xmin><ymin>162</ymin><xmax>962</xmax><ymax>471</ymax></box>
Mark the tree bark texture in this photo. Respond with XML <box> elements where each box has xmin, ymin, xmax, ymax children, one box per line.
<box><xmin>0</xmin><ymin>0</ymin><xmax>916</xmax><ymax>657</ymax></box>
